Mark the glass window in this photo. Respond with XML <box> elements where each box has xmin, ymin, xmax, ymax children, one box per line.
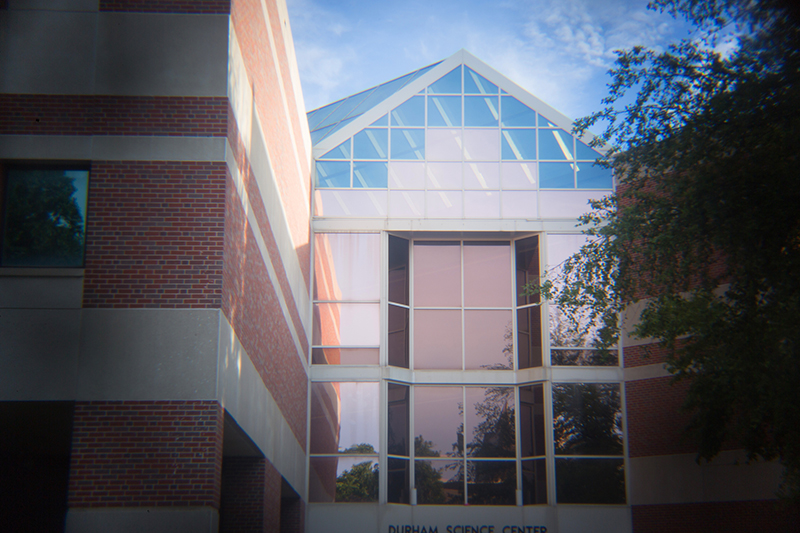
<box><xmin>354</xmin><ymin>129</ymin><xmax>388</xmax><ymax>159</ymax></box>
<box><xmin>316</xmin><ymin>161</ymin><xmax>350</xmax><ymax>188</ymax></box>
<box><xmin>520</xmin><ymin>384</ymin><xmax>546</xmax><ymax>457</ymax></box>
<box><xmin>388</xmin><ymin>457</ymin><xmax>410</xmax><ymax>503</ymax></box>
<box><xmin>539</xmin><ymin>129</ymin><xmax>574</xmax><ymax>160</ymax></box>
<box><xmin>464</xmin><ymin>191</ymin><xmax>500</xmax><ymax>219</ymax></box>
<box><xmin>516</xmin><ymin>237</ymin><xmax>542</xmax><ymax>368</ymax></box>
<box><xmin>464</xmin><ymin>67</ymin><xmax>497</xmax><ymax>94</ymax></box>
<box><xmin>465</xmin><ymin>387</ymin><xmax>516</xmax><ymax>457</ymax></box>
<box><xmin>413</xmin><ymin>242</ymin><xmax>461</xmax><ymax>307</ymax></box>
<box><xmin>391</xmin><ymin>96</ymin><xmax>425</xmax><ymax>127</ymax></box>
<box><xmin>463</xmin><ymin>129</ymin><xmax>500</xmax><ymax>161</ymax></box>
<box><xmin>538</xmin><ymin>114</ymin><xmax>558</xmax><ymax>128</ymax></box>
<box><xmin>428</xmin><ymin>96</ymin><xmax>462</xmax><ymax>127</ymax></box>
<box><xmin>552</xmin><ymin>383</ymin><xmax>622</xmax><ymax>456</ymax></box>
<box><xmin>389</xmin><ymin>191</ymin><xmax>424</xmax><ymax>218</ymax></box>
<box><xmin>500</xmin><ymin>96</ymin><xmax>537</xmax><ymax>127</ymax></box>
<box><xmin>522</xmin><ymin>458</ymin><xmax>548</xmax><ymax>504</ymax></box>
<box><xmin>414</xmin><ymin>309</ymin><xmax>462</xmax><ymax>369</ymax></box>
<box><xmin>415</xmin><ymin>459</ymin><xmax>463</xmax><ymax>505</ymax></box>
<box><xmin>2</xmin><ymin>167</ymin><xmax>89</xmax><ymax>268</ymax></box>
<box><xmin>501</xmin><ymin>129</ymin><xmax>537</xmax><ymax>160</ymax></box>
<box><xmin>388</xmin><ymin>383</ymin><xmax>410</xmax><ymax>456</ymax></box>
<box><xmin>464</xmin><ymin>162</ymin><xmax>499</xmax><ymax>190</ymax></box>
<box><xmin>426</xmin><ymin>129</ymin><xmax>463</xmax><ymax>161</ymax></box>
<box><xmin>501</xmin><ymin>190</ymin><xmax>538</xmax><ymax>219</ymax></box>
<box><xmin>463</xmin><ymin>242</ymin><xmax>511</xmax><ymax>307</ymax></box>
<box><xmin>464</xmin><ymin>96</ymin><xmax>499</xmax><ymax>127</ymax></box>
<box><xmin>388</xmin><ymin>304</ymin><xmax>410</xmax><ymax>368</ymax></box>
<box><xmin>312</xmin><ymin>347</ymin><xmax>379</xmax><ymax>365</ymax></box>
<box><xmin>427</xmin><ymin>66</ymin><xmax>462</xmax><ymax>94</ymax></box>
<box><xmin>314</xmin><ymin>233</ymin><xmax>380</xmax><ymax>301</ymax></box>
<box><xmin>464</xmin><ymin>310</ymin><xmax>513</xmax><ymax>369</ymax></box>
<box><xmin>310</xmin><ymin>381</ymin><xmax>380</xmax><ymax>454</ymax></box>
<box><xmin>576</xmin><ymin>162</ymin><xmax>613</xmax><ymax>189</ymax></box>
<box><xmin>309</xmin><ymin>456</ymin><xmax>379</xmax><ymax>503</ymax></box>
<box><xmin>388</xmin><ymin>161</ymin><xmax>425</xmax><ymax>189</ymax></box>
<box><xmin>353</xmin><ymin>161</ymin><xmax>388</xmax><ymax>188</ymax></box>
<box><xmin>426</xmin><ymin>190</ymin><xmax>463</xmax><ymax>218</ymax></box>
<box><xmin>313</xmin><ymin>303</ymin><xmax>380</xmax><ymax>346</ymax></box>
<box><xmin>391</xmin><ymin>129</ymin><xmax>425</xmax><ymax>160</ymax></box>
<box><xmin>501</xmin><ymin>162</ymin><xmax>537</xmax><ymax>189</ymax></box>
<box><xmin>414</xmin><ymin>387</ymin><xmax>463</xmax><ymax>457</ymax></box>
<box><xmin>539</xmin><ymin>162</ymin><xmax>575</xmax><ymax>189</ymax></box>
<box><xmin>468</xmin><ymin>460</ymin><xmax>516</xmax><ymax>505</ymax></box>
<box><xmin>320</xmin><ymin>140</ymin><xmax>351</xmax><ymax>160</ymax></box>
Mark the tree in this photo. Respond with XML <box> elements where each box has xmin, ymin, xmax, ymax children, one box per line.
<box><xmin>533</xmin><ymin>0</ymin><xmax>800</xmax><ymax>498</ymax></box>
<box><xmin>334</xmin><ymin>444</ymin><xmax>378</xmax><ymax>502</ymax></box>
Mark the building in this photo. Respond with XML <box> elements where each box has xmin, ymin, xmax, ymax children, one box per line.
<box><xmin>0</xmin><ymin>1</ymin><xmax>790</xmax><ymax>532</ymax></box>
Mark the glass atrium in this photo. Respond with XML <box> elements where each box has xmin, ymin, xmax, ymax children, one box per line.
<box><xmin>307</xmin><ymin>51</ymin><xmax>625</xmax><ymax>529</ymax></box>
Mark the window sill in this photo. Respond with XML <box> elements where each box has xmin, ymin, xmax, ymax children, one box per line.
<box><xmin>0</xmin><ymin>267</ymin><xmax>84</xmax><ymax>277</ymax></box>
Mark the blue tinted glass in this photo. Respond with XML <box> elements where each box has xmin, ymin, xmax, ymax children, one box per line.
<box><xmin>316</xmin><ymin>161</ymin><xmax>351</xmax><ymax>188</ymax></box>
<box><xmin>575</xmin><ymin>139</ymin><xmax>602</xmax><ymax>160</ymax></box>
<box><xmin>392</xmin><ymin>96</ymin><xmax>425</xmax><ymax>127</ymax></box>
<box><xmin>320</xmin><ymin>140</ymin><xmax>351</xmax><ymax>159</ymax></box>
<box><xmin>464</xmin><ymin>96</ymin><xmax>499</xmax><ymax>127</ymax></box>
<box><xmin>464</xmin><ymin>67</ymin><xmax>498</xmax><ymax>94</ymax></box>
<box><xmin>539</xmin><ymin>162</ymin><xmax>575</xmax><ymax>188</ymax></box>
<box><xmin>501</xmin><ymin>129</ymin><xmax>537</xmax><ymax>160</ymax></box>
<box><xmin>370</xmin><ymin>114</ymin><xmax>389</xmax><ymax>126</ymax></box>
<box><xmin>428</xmin><ymin>67</ymin><xmax>461</xmax><ymax>94</ymax></box>
<box><xmin>391</xmin><ymin>129</ymin><xmax>425</xmax><ymax>160</ymax></box>
<box><xmin>310</xmin><ymin>124</ymin><xmax>336</xmax><ymax>144</ymax></box>
<box><xmin>576</xmin><ymin>163</ymin><xmax>613</xmax><ymax>189</ymax></box>
<box><xmin>428</xmin><ymin>96</ymin><xmax>462</xmax><ymax>127</ymax></box>
<box><xmin>315</xmin><ymin>89</ymin><xmax>373</xmax><ymax>130</ymax></box>
<box><xmin>348</xmin><ymin>74</ymin><xmax>417</xmax><ymax>119</ymax></box>
<box><xmin>501</xmin><ymin>96</ymin><xmax>537</xmax><ymax>127</ymax></box>
<box><xmin>538</xmin><ymin>114</ymin><xmax>558</xmax><ymax>128</ymax></box>
<box><xmin>539</xmin><ymin>130</ymin><xmax>574</xmax><ymax>160</ymax></box>
<box><xmin>354</xmin><ymin>129</ymin><xmax>388</xmax><ymax>159</ymax></box>
<box><xmin>354</xmin><ymin>162</ymin><xmax>389</xmax><ymax>188</ymax></box>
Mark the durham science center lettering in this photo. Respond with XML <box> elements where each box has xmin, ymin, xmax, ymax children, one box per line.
<box><xmin>388</xmin><ymin>526</ymin><xmax>547</xmax><ymax>533</ymax></box>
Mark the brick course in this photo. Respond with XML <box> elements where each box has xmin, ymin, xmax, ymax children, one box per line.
<box><xmin>624</xmin><ymin>343</ymin><xmax>671</xmax><ymax>368</ymax></box>
<box><xmin>99</xmin><ymin>0</ymin><xmax>231</xmax><ymax>13</ymax></box>
<box><xmin>626</xmin><ymin>377</ymin><xmax>696</xmax><ymax>458</ymax></box>
<box><xmin>632</xmin><ymin>500</ymin><xmax>800</xmax><ymax>533</ymax></box>
<box><xmin>0</xmin><ymin>95</ymin><xmax>227</xmax><ymax>137</ymax></box>
<box><xmin>68</xmin><ymin>400</ymin><xmax>223</xmax><ymax>508</ymax></box>
<box><xmin>219</xmin><ymin>457</ymin><xmax>281</xmax><ymax>533</ymax></box>
<box><xmin>83</xmin><ymin>161</ymin><xmax>226</xmax><ymax>308</ymax></box>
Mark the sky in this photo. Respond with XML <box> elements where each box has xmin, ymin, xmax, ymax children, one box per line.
<box><xmin>286</xmin><ymin>0</ymin><xmax>694</xmax><ymax>123</ymax></box>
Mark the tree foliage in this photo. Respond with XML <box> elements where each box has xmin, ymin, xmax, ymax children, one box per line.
<box><xmin>534</xmin><ymin>0</ymin><xmax>800</xmax><ymax>497</ymax></box>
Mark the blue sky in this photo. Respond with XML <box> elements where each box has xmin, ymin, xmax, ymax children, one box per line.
<box><xmin>286</xmin><ymin>0</ymin><xmax>693</xmax><ymax>123</ymax></box>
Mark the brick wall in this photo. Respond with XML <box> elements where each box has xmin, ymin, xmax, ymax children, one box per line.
<box><xmin>83</xmin><ymin>161</ymin><xmax>226</xmax><ymax>308</ymax></box>
<box><xmin>99</xmin><ymin>0</ymin><xmax>231</xmax><ymax>13</ymax></box>
<box><xmin>632</xmin><ymin>500</ymin><xmax>800</xmax><ymax>533</ymax></box>
<box><xmin>624</xmin><ymin>343</ymin><xmax>671</xmax><ymax>368</ymax></box>
<box><xmin>68</xmin><ymin>400</ymin><xmax>223</xmax><ymax>507</ymax></box>
<box><xmin>0</xmin><ymin>95</ymin><xmax>227</xmax><ymax>137</ymax></box>
<box><xmin>219</xmin><ymin>457</ymin><xmax>281</xmax><ymax>533</ymax></box>
<box><xmin>280</xmin><ymin>496</ymin><xmax>304</xmax><ymax>533</ymax></box>
<box><xmin>626</xmin><ymin>377</ymin><xmax>696</xmax><ymax>458</ymax></box>
<box><xmin>222</xmin><ymin>170</ymin><xmax>308</xmax><ymax>447</ymax></box>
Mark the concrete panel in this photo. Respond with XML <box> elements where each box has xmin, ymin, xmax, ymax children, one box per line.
<box><xmin>95</xmin><ymin>13</ymin><xmax>228</xmax><ymax>97</ymax></box>
<box><xmin>9</xmin><ymin>1</ymin><xmax>99</xmax><ymax>11</ymax></box>
<box><xmin>216</xmin><ymin>315</ymin><xmax>307</xmax><ymax>498</ymax></box>
<box><xmin>556</xmin><ymin>506</ymin><xmax>631</xmax><ymax>533</ymax></box>
<box><xmin>628</xmin><ymin>451</ymin><xmax>783</xmax><ymax>505</ymax></box>
<box><xmin>91</xmin><ymin>135</ymin><xmax>226</xmax><ymax>162</ymax></box>
<box><xmin>0</xmin><ymin>309</ymin><xmax>81</xmax><ymax>400</ymax></box>
<box><xmin>0</xmin><ymin>10</ymin><xmax>97</xmax><ymax>94</ymax></box>
<box><xmin>76</xmin><ymin>309</ymin><xmax>219</xmax><ymax>400</ymax></box>
<box><xmin>622</xmin><ymin>363</ymin><xmax>670</xmax><ymax>382</ymax></box>
<box><xmin>0</xmin><ymin>135</ymin><xmax>92</xmax><ymax>160</ymax></box>
<box><xmin>66</xmin><ymin>507</ymin><xmax>218</xmax><ymax>533</ymax></box>
<box><xmin>0</xmin><ymin>274</ymin><xmax>83</xmax><ymax>309</ymax></box>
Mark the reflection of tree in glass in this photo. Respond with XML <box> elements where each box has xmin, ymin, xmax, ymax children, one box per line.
<box><xmin>553</xmin><ymin>384</ymin><xmax>622</xmax><ymax>456</ymax></box>
<box><xmin>334</xmin><ymin>444</ymin><xmax>378</xmax><ymax>502</ymax></box>
<box><xmin>2</xmin><ymin>170</ymin><xmax>85</xmax><ymax>266</ymax></box>
<box><xmin>550</xmin><ymin>308</ymin><xmax>617</xmax><ymax>366</ymax></box>
<box><xmin>413</xmin><ymin>436</ymin><xmax>449</xmax><ymax>504</ymax></box>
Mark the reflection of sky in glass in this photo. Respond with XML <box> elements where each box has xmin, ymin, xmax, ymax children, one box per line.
<box><xmin>65</xmin><ymin>170</ymin><xmax>89</xmax><ymax>218</ymax></box>
<box><xmin>315</xmin><ymin>233</ymin><xmax>380</xmax><ymax>300</ymax></box>
<box><xmin>338</xmin><ymin>382</ymin><xmax>380</xmax><ymax>452</ymax></box>
<box><xmin>414</xmin><ymin>387</ymin><xmax>462</xmax><ymax>457</ymax></box>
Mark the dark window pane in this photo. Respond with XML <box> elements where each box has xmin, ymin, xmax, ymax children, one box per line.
<box><xmin>466</xmin><ymin>387</ymin><xmax>516</xmax><ymax>457</ymax></box>
<box><xmin>388</xmin><ymin>457</ymin><xmax>410</xmax><ymax>503</ymax></box>
<box><xmin>520</xmin><ymin>384</ymin><xmax>545</xmax><ymax>457</ymax></box>
<box><xmin>552</xmin><ymin>348</ymin><xmax>618</xmax><ymax>366</ymax></box>
<box><xmin>2</xmin><ymin>168</ymin><xmax>88</xmax><ymax>267</ymax></box>
<box><xmin>388</xmin><ymin>235</ymin><xmax>409</xmax><ymax>305</ymax></box>
<box><xmin>522</xmin><ymin>458</ymin><xmax>548</xmax><ymax>505</ymax></box>
<box><xmin>467</xmin><ymin>460</ymin><xmax>516</xmax><ymax>505</ymax></box>
<box><xmin>555</xmin><ymin>458</ymin><xmax>625</xmax><ymax>504</ymax></box>
<box><xmin>414</xmin><ymin>387</ymin><xmax>463</xmax><ymax>457</ymax></box>
<box><xmin>517</xmin><ymin>307</ymin><xmax>542</xmax><ymax>369</ymax></box>
<box><xmin>515</xmin><ymin>236</ymin><xmax>540</xmax><ymax>306</ymax></box>
<box><xmin>415</xmin><ymin>459</ymin><xmax>463</xmax><ymax>505</ymax></box>
<box><xmin>553</xmin><ymin>383</ymin><xmax>623</xmax><ymax>456</ymax></box>
<box><xmin>308</xmin><ymin>456</ymin><xmax>338</xmax><ymax>502</ymax></box>
<box><xmin>388</xmin><ymin>383</ymin><xmax>409</xmax><ymax>456</ymax></box>
<box><xmin>388</xmin><ymin>304</ymin><xmax>409</xmax><ymax>368</ymax></box>
<box><xmin>312</xmin><ymin>347</ymin><xmax>379</xmax><ymax>365</ymax></box>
